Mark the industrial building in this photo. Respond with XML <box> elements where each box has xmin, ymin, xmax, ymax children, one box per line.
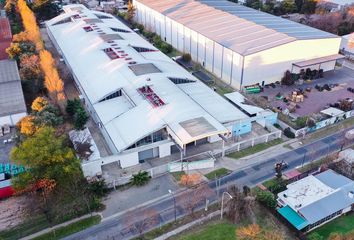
<box><xmin>0</xmin><ymin>60</ymin><xmax>27</xmax><ymax>126</ymax></box>
<box><xmin>133</xmin><ymin>0</ymin><xmax>343</xmax><ymax>90</ymax></box>
<box><xmin>277</xmin><ymin>170</ymin><xmax>354</xmax><ymax>232</ymax></box>
<box><xmin>46</xmin><ymin>4</ymin><xmax>276</xmax><ymax>171</ymax></box>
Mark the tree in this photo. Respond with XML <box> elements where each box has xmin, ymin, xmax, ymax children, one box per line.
<box><xmin>280</xmin><ymin>0</ymin><xmax>297</xmax><ymax>14</ymax></box>
<box><xmin>300</xmin><ymin>0</ymin><xmax>317</xmax><ymax>14</ymax></box>
<box><xmin>16</xmin><ymin>115</ymin><xmax>37</xmax><ymax>136</ymax></box>
<box><xmin>281</xmin><ymin>70</ymin><xmax>293</xmax><ymax>86</ymax></box>
<box><xmin>31</xmin><ymin>96</ymin><xmax>48</xmax><ymax>112</ymax></box>
<box><xmin>39</xmin><ymin>50</ymin><xmax>66</xmax><ymax>106</ymax></box>
<box><xmin>255</xmin><ymin>190</ymin><xmax>277</xmax><ymax>209</ymax></box>
<box><xmin>66</xmin><ymin>99</ymin><xmax>82</xmax><ymax>116</ymax></box>
<box><xmin>125</xmin><ymin>0</ymin><xmax>136</xmax><ymax>24</ymax></box>
<box><xmin>226</xmin><ymin>185</ymin><xmax>255</xmax><ymax>224</ymax></box>
<box><xmin>131</xmin><ymin>171</ymin><xmax>150</xmax><ymax>186</ymax></box>
<box><xmin>308</xmin><ymin>232</ymin><xmax>324</xmax><ymax>240</ymax></box>
<box><xmin>35</xmin><ymin>104</ymin><xmax>64</xmax><ymax>127</ymax></box>
<box><xmin>6</xmin><ymin>41</ymin><xmax>36</xmax><ymax>61</ymax></box>
<box><xmin>178</xmin><ymin>184</ymin><xmax>213</xmax><ymax>217</ymax></box>
<box><xmin>32</xmin><ymin>0</ymin><xmax>59</xmax><ymax>21</ymax></box>
<box><xmin>73</xmin><ymin>109</ymin><xmax>89</xmax><ymax>130</ymax></box>
<box><xmin>11</xmin><ymin>127</ymin><xmax>77</xmax><ymax>186</ymax></box>
<box><xmin>126</xmin><ymin>208</ymin><xmax>159</xmax><ymax>238</ymax></box>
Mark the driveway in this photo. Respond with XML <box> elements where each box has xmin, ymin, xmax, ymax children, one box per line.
<box><xmin>101</xmin><ymin>174</ymin><xmax>179</xmax><ymax>218</ymax></box>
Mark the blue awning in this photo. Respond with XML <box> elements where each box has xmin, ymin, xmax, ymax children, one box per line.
<box><xmin>278</xmin><ymin>205</ymin><xmax>309</xmax><ymax>230</ymax></box>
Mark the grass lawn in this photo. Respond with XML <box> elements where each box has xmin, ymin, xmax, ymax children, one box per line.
<box><xmin>32</xmin><ymin>215</ymin><xmax>101</xmax><ymax>240</ymax></box>
<box><xmin>204</xmin><ymin>168</ymin><xmax>231</xmax><ymax>180</ymax></box>
<box><xmin>0</xmin><ymin>215</ymin><xmax>50</xmax><ymax>240</ymax></box>
<box><xmin>308</xmin><ymin>213</ymin><xmax>354</xmax><ymax>239</ymax></box>
<box><xmin>227</xmin><ymin>139</ymin><xmax>283</xmax><ymax>159</ymax></box>
<box><xmin>174</xmin><ymin>221</ymin><xmax>235</xmax><ymax>240</ymax></box>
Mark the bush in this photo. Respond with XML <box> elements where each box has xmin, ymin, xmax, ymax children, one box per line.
<box><xmin>182</xmin><ymin>53</ymin><xmax>191</xmax><ymax>62</ymax></box>
<box><xmin>307</xmin><ymin>232</ymin><xmax>324</xmax><ymax>240</ymax></box>
<box><xmin>255</xmin><ymin>190</ymin><xmax>277</xmax><ymax>209</ymax></box>
<box><xmin>295</xmin><ymin>116</ymin><xmax>308</xmax><ymax>128</ymax></box>
<box><xmin>273</xmin><ymin>123</ymin><xmax>282</xmax><ymax>130</ymax></box>
<box><xmin>66</xmin><ymin>99</ymin><xmax>82</xmax><ymax>116</ymax></box>
<box><xmin>160</xmin><ymin>42</ymin><xmax>172</xmax><ymax>54</ymax></box>
<box><xmin>73</xmin><ymin>109</ymin><xmax>89</xmax><ymax>130</ymax></box>
<box><xmin>283</xmin><ymin>127</ymin><xmax>295</xmax><ymax>138</ymax></box>
<box><xmin>131</xmin><ymin>171</ymin><xmax>150</xmax><ymax>186</ymax></box>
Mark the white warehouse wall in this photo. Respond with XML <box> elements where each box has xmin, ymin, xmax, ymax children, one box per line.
<box><xmin>243</xmin><ymin>38</ymin><xmax>341</xmax><ymax>87</ymax></box>
<box><xmin>134</xmin><ymin>1</ymin><xmax>341</xmax><ymax>90</ymax></box>
<box><xmin>0</xmin><ymin>112</ymin><xmax>27</xmax><ymax>126</ymax></box>
<box><xmin>134</xmin><ymin>1</ymin><xmax>245</xmax><ymax>89</ymax></box>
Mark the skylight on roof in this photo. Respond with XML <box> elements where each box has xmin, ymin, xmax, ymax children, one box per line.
<box><xmin>84</xmin><ymin>19</ymin><xmax>103</xmax><ymax>24</ymax></box>
<box><xmin>52</xmin><ymin>17</ymin><xmax>72</xmax><ymax>25</ymax></box>
<box><xmin>98</xmin><ymin>89</ymin><xmax>122</xmax><ymax>103</ymax></box>
<box><xmin>168</xmin><ymin>77</ymin><xmax>196</xmax><ymax>84</ymax></box>
<box><xmin>100</xmin><ymin>33</ymin><xmax>123</xmax><ymax>41</ymax></box>
<box><xmin>138</xmin><ymin>85</ymin><xmax>165</xmax><ymax>107</ymax></box>
<box><xmin>103</xmin><ymin>48</ymin><xmax>120</xmax><ymax>60</ymax></box>
<box><xmin>132</xmin><ymin>46</ymin><xmax>157</xmax><ymax>53</ymax></box>
<box><xmin>83</xmin><ymin>26</ymin><xmax>93</xmax><ymax>32</ymax></box>
<box><xmin>94</xmin><ymin>14</ymin><xmax>113</xmax><ymax>19</ymax></box>
<box><xmin>110</xmin><ymin>27</ymin><xmax>131</xmax><ymax>33</ymax></box>
<box><xmin>129</xmin><ymin>63</ymin><xmax>162</xmax><ymax>76</ymax></box>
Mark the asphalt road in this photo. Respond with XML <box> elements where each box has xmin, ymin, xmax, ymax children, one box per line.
<box><xmin>64</xmin><ymin>128</ymin><xmax>353</xmax><ymax>240</ymax></box>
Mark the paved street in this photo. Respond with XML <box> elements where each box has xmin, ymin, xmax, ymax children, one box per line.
<box><xmin>64</xmin><ymin>127</ymin><xmax>353</xmax><ymax>240</ymax></box>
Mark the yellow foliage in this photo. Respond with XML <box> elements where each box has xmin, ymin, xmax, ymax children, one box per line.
<box><xmin>180</xmin><ymin>173</ymin><xmax>202</xmax><ymax>187</ymax></box>
<box><xmin>31</xmin><ymin>96</ymin><xmax>48</xmax><ymax>112</ymax></box>
<box><xmin>17</xmin><ymin>116</ymin><xmax>37</xmax><ymax>136</ymax></box>
<box><xmin>17</xmin><ymin>0</ymin><xmax>44</xmax><ymax>51</ymax></box>
<box><xmin>39</xmin><ymin>50</ymin><xmax>66</xmax><ymax>104</ymax></box>
<box><xmin>13</xmin><ymin>31</ymin><xmax>30</xmax><ymax>42</ymax></box>
<box><xmin>236</xmin><ymin>224</ymin><xmax>261</xmax><ymax>239</ymax></box>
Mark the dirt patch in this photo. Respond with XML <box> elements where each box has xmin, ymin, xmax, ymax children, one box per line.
<box><xmin>0</xmin><ymin>196</ymin><xmax>27</xmax><ymax>231</ymax></box>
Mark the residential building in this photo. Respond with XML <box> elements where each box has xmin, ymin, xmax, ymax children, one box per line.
<box><xmin>0</xmin><ymin>17</ymin><xmax>12</xmax><ymax>60</ymax></box>
<box><xmin>133</xmin><ymin>0</ymin><xmax>343</xmax><ymax>90</ymax></box>
<box><xmin>277</xmin><ymin>169</ymin><xmax>354</xmax><ymax>232</ymax></box>
<box><xmin>46</xmin><ymin>4</ymin><xmax>277</xmax><ymax>174</ymax></box>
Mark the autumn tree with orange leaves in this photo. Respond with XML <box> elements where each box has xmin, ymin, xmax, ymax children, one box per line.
<box><xmin>39</xmin><ymin>50</ymin><xmax>66</xmax><ymax>107</ymax></box>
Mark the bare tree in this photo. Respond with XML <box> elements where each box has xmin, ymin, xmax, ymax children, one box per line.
<box><xmin>226</xmin><ymin>185</ymin><xmax>256</xmax><ymax>224</ymax></box>
<box><xmin>125</xmin><ymin>208</ymin><xmax>159</xmax><ymax>238</ymax></box>
<box><xmin>177</xmin><ymin>184</ymin><xmax>214</xmax><ymax>218</ymax></box>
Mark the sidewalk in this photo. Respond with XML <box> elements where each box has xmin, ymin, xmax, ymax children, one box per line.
<box><xmin>20</xmin><ymin>213</ymin><xmax>101</xmax><ymax>240</ymax></box>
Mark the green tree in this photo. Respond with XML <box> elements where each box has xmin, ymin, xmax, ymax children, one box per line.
<box><xmin>74</xmin><ymin>109</ymin><xmax>89</xmax><ymax>130</ymax></box>
<box><xmin>280</xmin><ymin>0</ymin><xmax>297</xmax><ymax>14</ymax></box>
<box><xmin>255</xmin><ymin>190</ymin><xmax>277</xmax><ymax>209</ymax></box>
<box><xmin>66</xmin><ymin>98</ymin><xmax>82</xmax><ymax>116</ymax></box>
<box><xmin>32</xmin><ymin>0</ymin><xmax>59</xmax><ymax>20</ymax></box>
<box><xmin>11</xmin><ymin>126</ymin><xmax>78</xmax><ymax>189</ymax></box>
<box><xmin>301</xmin><ymin>0</ymin><xmax>317</xmax><ymax>14</ymax></box>
<box><xmin>131</xmin><ymin>171</ymin><xmax>150</xmax><ymax>186</ymax></box>
<box><xmin>35</xmin><ymin>104</ymin><xmax>64</xmax><ymax>126</ymax></box>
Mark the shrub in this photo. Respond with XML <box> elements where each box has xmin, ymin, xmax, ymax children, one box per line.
<box><xmin>255</xmin><ymin>190</ymin><xmax>277</xmax><ymax>209</ymax></box>
<box><xmin>73</xmin><ymin>109</ymin><xmax>89</xmax><ymax>130</ymax></box>
<box><xmin>66</xmin><ymin>99</ymin><xmax>82</xmax><ymax>116</ymax></box>
<box><xmin>295</xmin><ymin>116</ymin><xmax>308</xmax><ymax>128</ymax></box>
<box><xmin>273</xmin><ymin>123</ymin><xmax>281</xmax><ymax>130</ymax></box>
<box><xmin>308</xmin><ymin>233</ymin><xmax>324</xmax><ymax>240</ymax></box>
<box><xmin>283</xmin><ymin>127</ymin><xmax>295</xmax><ymax>138</ymax></box>
<box><xmin>182</xmin><ymin>53</ymin><xmax>191</xmax><ymax>62</ymax></box>
<box><xmin>160</xmin><ymin>42</ymin><xmax>172</xmax><ymax>54</ymax></box>
<box><xmin>31</xmin><ymin>96</ymin><xmax>48</xmax><ymax>112</ymax></box>
<box><xmin>131</xmin><ymin>171</ymin><xmax>150</xmax><ymax>186</ymax></box>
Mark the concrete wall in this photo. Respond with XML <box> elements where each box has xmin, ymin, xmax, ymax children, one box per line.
<box><xmin>168</xmin><ymin>158</ymin><xmax>215</xmax><ymax>172</ymax></box>
<box><xmin>0</xmin><ymin>112</ymin><xmax>27</xmax><ymax>126</ymax></box>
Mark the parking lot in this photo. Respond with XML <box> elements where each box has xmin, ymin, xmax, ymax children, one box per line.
<box><xmin>260</xmin><ymin>67</ymin><xmax>354</xmax><ymax>117</ymax></box>
<box><xmin>0</xmin><ymin>128</ymin><xmax>16</xmax><ymax>164</ymax></box>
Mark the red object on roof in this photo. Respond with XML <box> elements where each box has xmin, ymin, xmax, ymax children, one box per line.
<box><xmin>0</xmin><ymin>17</ymin><xmax>12</xmax><ymax>60</ymax></box>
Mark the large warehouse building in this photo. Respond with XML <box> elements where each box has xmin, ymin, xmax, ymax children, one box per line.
<box><xmin>46</xmin><ymin>5</ymin><xmax>276</xmax><ymax>170</ymax></box>
<box><xmin>134</xmin><ymin>0</ymin><xmax>343</xmax><ymax>90</ymax></box>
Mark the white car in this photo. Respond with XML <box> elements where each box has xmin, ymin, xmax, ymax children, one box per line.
<box><xmin>171</xmin><ymin>56</ymin><xmax>182</xmax><ymax>61</ymax></box>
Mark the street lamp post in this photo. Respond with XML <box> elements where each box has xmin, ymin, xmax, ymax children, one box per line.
<box><xmin>168</xmin><ymin>189</ymin><xmax>177</xmax><ymax>222</ymax></box>
<box><xmin>220</xmin><ymin>191</ymin><xmax>233</xmax><ymax>220</ymax></box>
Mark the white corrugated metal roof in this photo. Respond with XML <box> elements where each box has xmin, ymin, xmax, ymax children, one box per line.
<box><xmin>47</xmin><ymin>5</ymin><xmax>246</xmax><ymax>151</ymax></box>
<box><xmin>137</xmin><ymin>0</ymin><xmax>339</xmax><ymax>55</ymax></box>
